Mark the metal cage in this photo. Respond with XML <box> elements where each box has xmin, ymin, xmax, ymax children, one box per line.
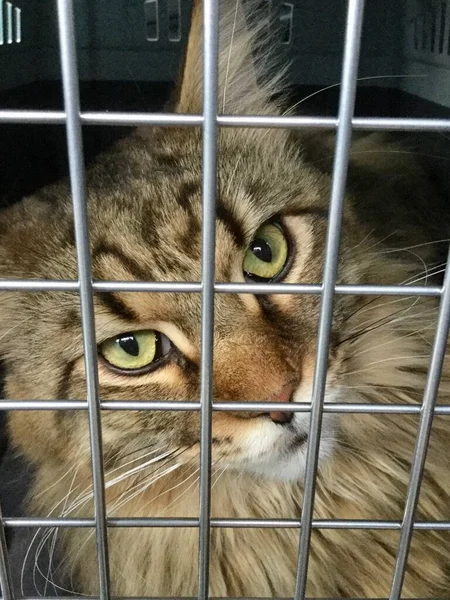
<box><xmin>1</xmin><ymin>0</ymin><xmax>450</xmax><ymax>599</ymax></box>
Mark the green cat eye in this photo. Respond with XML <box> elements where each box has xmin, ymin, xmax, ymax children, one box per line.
<box><xmin>99</xmin><ymin>330</ymin><xmax>171</xmax><ymax>374</ymax></box>
<box><xmin>243</xmin><ymin>223</ymin><xmax>289</xmax><ymax>282</ymax></box>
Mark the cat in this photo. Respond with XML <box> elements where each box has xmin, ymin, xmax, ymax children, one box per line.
<box><xmin>1</xmin><ymin>0</ymin><xmax>450</xmax><ymax>597</ymax></box>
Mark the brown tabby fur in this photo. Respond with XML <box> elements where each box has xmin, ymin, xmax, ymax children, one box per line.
<box><xmin>2</xmin><ymin>0</ymin><xmax>450</xmax><ymax>597</ymax></box>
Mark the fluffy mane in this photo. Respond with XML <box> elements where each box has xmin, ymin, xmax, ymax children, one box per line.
<box><xmin>175</xmin><ymin>0</ymin><xmax>287</xmax><ymax>115</ymax></box>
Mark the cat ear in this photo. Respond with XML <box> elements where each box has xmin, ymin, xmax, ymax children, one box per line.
<box><xmin>175</xmin><ymin>0</ymin><xmax>284</xmax><ymax>115</ymax></box>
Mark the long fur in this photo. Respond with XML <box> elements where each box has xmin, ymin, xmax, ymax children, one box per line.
<box><xmin>1</xmin><ymin>1</ymin><xmax>450</xmax><ymax>598</ymax></box>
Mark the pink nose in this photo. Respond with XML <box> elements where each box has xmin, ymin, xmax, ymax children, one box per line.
<box><xmin>268</xmin><ymin>383</ymin><xmax>294</xmax><ymax>424</ymax></box>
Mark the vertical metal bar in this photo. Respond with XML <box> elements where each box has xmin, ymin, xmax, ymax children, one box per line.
<box><xmin>14</xmin><ymin>7</ymin><xmax>20</xmax><ymax>44</ymax></box>
<box><xmin>6</xmin><ymin>1</ymin><xmax>11</xmax><ymax>43</ymax></box>
<box><xmin>293</xmin><ymin>0</ymin><xmax>366</xmax><ymax>598</ymax></box>
<box><xmin>56</xmin><ymin>1</ymin><xmax>110</xmax><ymax>599</ymax></box>
<box><xmin>197</xmin><ymin>0</ymin><xmax>219</xmax><ymax>599</ymax></box>
<box><xmin>0</xmin><ymin>505</ymin><xmax>14</xmax><ymax>600</ymax></box>
<box><xmin>0</xmin><ymin>0</ymin><xmax>4</xmax><ymax>45</ymax></box>
<box><xmin>389</xmin><ymin>243</ymin><xmax>450</xmax><ymax>599</ymax></box>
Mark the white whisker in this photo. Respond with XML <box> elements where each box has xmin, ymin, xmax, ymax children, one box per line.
<box><xmin>109</xmin><ymin>463</ymin><xmax>182</xmax><ymax>516</ymax></box>
<box><xmin>348</xmin><ymin>324</ymin><xmax>435</xmax><ymax>357</ymax></box>
<box><xmin>156</xmin><ymin>464</ymin><xmax>209</xmax><ymax>516</ymax></box>
<box><xmin>140</xmin><ymin>464</ymin><xmax>201</xmax><ymax>513</ymax></box>
<box><xmin>105</xmin><ymin>449</ymin><xmax>176</xmax><ymax>489</ymax></box>
<box><xmin>345</xmin><ymin>355</ymin><xmax>432</xmax><ymax>376</ymax></box>
<box><xmin>283</xmin><ymin>74</ymin><xmax>427</xmax><ymax>115</ymax></box>
<box><xmin>376</xmin><ymin>238</ymin><xmax>450</xmax><ymax>255</ymax></box>
<box><xmin>32</xmin><ymin>464</ymin><xmax>77</xmax><ymax>502</ymax></box>
<box><xmin>211</xmin><ymin>466</ymin><xmax>228</xmax><ymax>491</ymax></box>
<box><xmin>21</xmin><ymin>475</ymin><xmax>80</xmax><ymax>597</ymax></box>
<box><xmin>42</xmin><ymin>466</ymin><xmax>80</xmax><ymax>595</ymax></box>
<box><xmin>222</xmin><ymin>0</ymin><xmax>239</xmax><ymax>113</ymax></box>
<box><xmin>363</xmin><ymin>230</ymin><xmax>399</xmax><ymax>252</ymax></box>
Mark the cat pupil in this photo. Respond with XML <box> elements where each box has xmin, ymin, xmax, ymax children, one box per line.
<box><xmin>118</xmin><ymin>335</ymin><xmax>140</xmax><ymax>357</ymax></box>
<box><xmin>251</xmin><ymin>239</ymin><xmax>272</xmax><ymax>263</ymax></box>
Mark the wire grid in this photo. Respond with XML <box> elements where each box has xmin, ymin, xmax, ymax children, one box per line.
<box><xmin>1</xmin><ymin>0</ymin><xmax>450</xmax><ymax>599</ymax></box>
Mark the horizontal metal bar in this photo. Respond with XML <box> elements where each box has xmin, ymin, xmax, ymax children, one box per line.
<box><xmin>216</xmin><ymin>283</ymin><xmax>441</xmax><ymax>297</ymax></box>
<box><xmin>1</xmin><ymin>401</ymin><xmax>450</xmax><ymax>414</ymax></box>
<box><xmin>4</xmin><ymin>517</ymin><xmax>450</xmax><ymax>530</ymax></box>
<box><xmin>1</xmin><ymin>110</ymin><xmax>449</xmax><ymax>132</ymax></box>
<box><xmin>219</xmin><ymin>116</ymin><xmax>450</xmax><ymax>131</ymax></box>
<box><xmin>5</xmin><ymin>596</ymin><xmax>417</xmax><ymax>600</ymax></box>
<box><xmin>0</xmin><ymin>400</ymin><xmax>89</xmax><ymax>410</ymax></box>
<box><xmin>9</xmin><ymin>596</ymin><xmax>445</xmax><ymax>600</ymax></box>
<box><xmin>94</xmin><ymin>282</ymin><xmax>202</xmax><ymax>293</ymax></box>
<box><xmin>0</xmin><ymin>110</ymin><xmax>66</xmax><ymax>123</ymax></box>
<box><xmin>0</xmin><ymin>111</ymin><xmax>203</xmax><ymax>126</ymax></box>
<box><xmin>83</xmin><ymin>113</ymin><xmax>203</xmax><ymax>127</ymax></box>
<box><xmin>0</xmin><ymin>280</ymin><xmax>80</xmax><ymax>292</ymax></box>
<box><xmin>0</xmin><ymin>280</ymin><xmax>442</xmax><ymax>297</ymax></box>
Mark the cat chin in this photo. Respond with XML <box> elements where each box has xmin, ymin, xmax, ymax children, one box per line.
<box><xmin>229</xmin><ymin>383</ymin><xmax>342</xmax><ymax>482</ymax></box>
<box><xmin>229</xmin><ymin>412</ymin><xmax>337</xmax><ymax>482</ymax></box>
<box><xmin>244</xmin><ymin>442</ymin><xmax>334</xmax><ymax>482</ymax></box>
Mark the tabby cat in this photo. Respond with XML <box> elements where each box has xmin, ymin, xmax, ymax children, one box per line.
<box><xmin>2</xmin><ymin>0</ymin><xmax>450</xmax><ymax>597</ymax></box>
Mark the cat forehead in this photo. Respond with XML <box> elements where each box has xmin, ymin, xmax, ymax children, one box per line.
<box><xmin>8</xmin><ymin>128</ymin><xmax>324</xmax><ymax>288</ymax></box>
<box><xmin>87</xmin><ymin>128</ymin><xmax>318</xmax><ymax>235</ymax></box>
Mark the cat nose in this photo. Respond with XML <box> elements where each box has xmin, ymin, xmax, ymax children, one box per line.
<box><xmin>266</xmin><ymin>383</ymin><xmax>294</xmax><ymax>425</ymax></box>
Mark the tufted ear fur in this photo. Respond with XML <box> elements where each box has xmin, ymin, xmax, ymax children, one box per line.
<box><xmin>175</xmin><ymin>0</ymin><xmax>285</xmax><ymax>115</ymax></box>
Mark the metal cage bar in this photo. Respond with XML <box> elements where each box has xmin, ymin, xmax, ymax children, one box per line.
<box><xmin>3</xmin><ymin>517</ymin><xmax>450</xmax><ymax>531</ymax></box>
<box><xmin>2</xmin><ymin>401</ymin><xmax>450</xmax><ymax>414</ymax></box>
<box><xmin>197</xmin><ymin>1</ymin><xmax>220</xmax><ymax>598</ymax></box>
<box><xmin>0</xmin><ymin>506</ymin><xmax>14</xmax><ymax>600</ymax></box>
<box><xmin>389</xmin><ymin>243</ymin><xmax>450</xmax><ymax>599</ymax></box>
<box><xmin>0</xmin><ymin>280</ymin><xmax>443</xmax><ymax>296</ymax></box>
<box><xmin>56</xmin><ymin>0</ymin><xmax>111</xmax><ymax>598</ymax></box>
<box><xmin>9</xmin><ymin>596</ymin><xmax>441</xmax><ymax>600</ymax></box>
<box><xmin>294</xmin><ymin>0</ymin><xmax>366</xmax><ymax>597</ymax></box>
<box><xmin>1</xmin><ymin>110</ymin><xmax>450</xmax><ymax>132</ymax></box>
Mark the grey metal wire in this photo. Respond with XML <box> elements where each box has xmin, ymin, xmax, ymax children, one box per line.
<box><xmin>0</xmin><ymin>506</ymin><xmax>14</xmax><ymax>600</ymax></box>
<box><xmin>11</xmin><ymin>596</ymin><xmax>442</xmax><ymax>600</ymax></box>
<box><xmin>3</xmin><ymin>517</ymin><xmax>450</xmax><ymax>531</ymax></box>
<box><xmin>56</xmin><ymin>0</ymin><xmax>110</xmax><ymax>598</ymax></box>
<box><xmin>0</xmin><ymin>280</ymin><xmax>442</xmax><ymax>296</ymax></box>
<box><xmin>294</xmin><ymin>0</ymin><xmax>366</xmax><ymax>597</ymax></box>
<box><xmin>388</xmin><ymin>243</ymin><xmax>450</xmax><ymax>599</ymax></box>
<box><xmin>197</xmin><ymin>1</ymin><xmax>220</xmax><ymax>598</ymax></box>
<box><xmin>1</xmin><ymin>401</ymin><xmax>450</xmax><ymax>414</ymax></box>
<box><xmin>1</xmin><ymin>110</ymin><xmax>450</xmax><ymax>131</ymax></box>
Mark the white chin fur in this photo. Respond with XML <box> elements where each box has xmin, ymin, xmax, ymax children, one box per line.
<box><xmin>230</xmin><ymin>385</ymin><xmax>340</xmax><ymax>482</ymax></box>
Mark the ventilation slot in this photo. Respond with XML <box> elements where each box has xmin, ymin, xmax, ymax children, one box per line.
<box><xmin>0</xmin><ymin>0</ymin><xmax>21</xmax><ymax>46</ymax></box>
<box><xmin>409</xmin><ymin>1</ymin><xmax>449</xmax><ymax>56</ymax></box>
<box><xmin>167</xmin><ymin>0</ymin><xmax>181</xmax><ymax>42</ymax></box>
<box><xmin>439</xmin><ymin>1</ymin><xmax>447</xmax><ymax>52</ymax></box>
<box><xmin>144</xmin><ymin>0</ymin><xmax>159</xmax><ymax>42</ymax></box>
<box><xmin>279</xmin><ymin>3</ymin><xmax>294</xmax><ymax>45</ymax></box>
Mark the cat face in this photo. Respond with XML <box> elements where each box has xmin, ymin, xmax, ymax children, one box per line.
<box><xmin>2</xmin><ymin>121</ymin><xmax>363</xmax><ymax>481</ymax></box>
